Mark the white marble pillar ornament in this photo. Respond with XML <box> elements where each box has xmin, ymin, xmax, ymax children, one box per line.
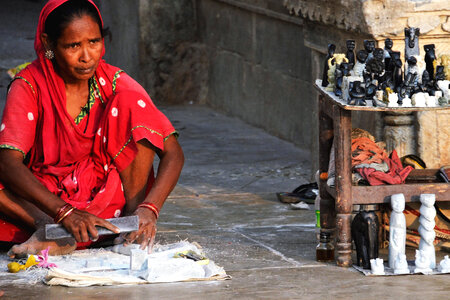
<box><xmin>389</xmin><ymin>193</ymin><xmax>406</xmax><ymax>269</ymax></box>
<box><xmin>418</xmin><ymin>194</ymin><xmax>436</xmax><ymax>269</ymax></box>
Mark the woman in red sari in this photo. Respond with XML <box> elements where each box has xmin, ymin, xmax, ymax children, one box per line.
<box><xmin>0</xmin><ymin>0</ymin><xmax>184</xmax><ymax>258</ymax></box>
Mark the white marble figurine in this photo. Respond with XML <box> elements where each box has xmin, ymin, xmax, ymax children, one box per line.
<box><xmin>414</xmin><ymin>249</ymin><xmax>432</xmax><ymax>274</ymax></box>
<box><xmin>393</xmin><ymin>253</ymin><xmax>410</xmax><ymax>274</ymax></box>
<box><xmin>389</xmin><ymin>193</ymin><xmax>406</xmax><ymax>269</ymax></box>
<box><xmin>439</xmin><ymin>255</ymin><xmax>450</xmax><ymax>273</ymax></box>
<box><xmin>370</xmin><ymin>258</ymin><xmax>385</xmax><ymax>275</ymax></box>
<box><xmin>418</xmin><ymin>194</ymin><xmax>436</xmax><ymax>269</ymax></box>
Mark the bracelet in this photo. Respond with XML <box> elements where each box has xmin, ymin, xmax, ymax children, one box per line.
<box><xmin>137</xmin><ymin>202</ymin><xmax>159</xmax><ymax>219</ymax></box>
<box><xmin>56</xmin><ymin>207</ymin><xmax>75</xmax><ymax>224</ymax></box>
<box><xmin>53</xmin><ymin>203</ymin><xmax>72</xmax><ymax>223</ymax></box>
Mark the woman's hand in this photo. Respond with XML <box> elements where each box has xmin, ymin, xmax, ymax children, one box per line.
<box><xmin>121</xmin><ymin>207</ymin><xmax>157</xmax><ymax>251</ymax></box>
<box><xmin>61</xmin><ymin>209</ymin><xmax>120</xmax><ymax>243</ymax></box>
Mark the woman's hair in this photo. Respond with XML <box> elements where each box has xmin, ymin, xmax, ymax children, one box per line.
<box><xmin>44</xmin><ymin>0</ymin><xmax>105</xmax><ymax>45</ymax></box>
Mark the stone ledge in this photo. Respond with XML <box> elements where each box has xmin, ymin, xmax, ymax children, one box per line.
<box><xmin>284</xmin><ymin>0</ymin><xmax>450</xmax><ymax>37</ymax></box>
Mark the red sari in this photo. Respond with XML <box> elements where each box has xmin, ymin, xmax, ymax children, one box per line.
<box><xmin>0</xmin><ymin>0</ymin><xmax>176</xmax><ymax>243</ymax></box>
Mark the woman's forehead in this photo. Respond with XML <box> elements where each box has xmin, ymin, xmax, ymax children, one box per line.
<box><xmin>59</xmin><ymin>14</ymin><xmax>101</xmax><ymax>40</ymax></box>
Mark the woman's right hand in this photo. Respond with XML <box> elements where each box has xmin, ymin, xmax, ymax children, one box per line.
<box><xmin>61</xmin><ymin>209</ymin><xmax>120</xmax><ymax>243</ymax></box>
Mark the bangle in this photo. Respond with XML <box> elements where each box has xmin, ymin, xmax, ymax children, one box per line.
<box><xmin>137</xmin><ymin>202</ymin><xmax>159</xmax><ymax>219</ymax></box>
<box><xmin>55</xmin><ymin>207</ymin><xmax>75</xmax><ymax>224</ymax></box>
<box><xmin>53</xmin><ymin>203</ymin><xmax>72</xmax><ymax>223</ymax></box>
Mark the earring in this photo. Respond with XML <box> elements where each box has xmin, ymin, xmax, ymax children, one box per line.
<box><xmin>45</xmin><ymin>49</ymin><xmax>54</xmax><ymax>60</ymax></box>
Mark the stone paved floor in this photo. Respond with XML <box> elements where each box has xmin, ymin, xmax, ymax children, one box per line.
<box><xmin>1</xmin><ymin>105</ymin><xmax>449</xmax><ymax>299</ymax></box>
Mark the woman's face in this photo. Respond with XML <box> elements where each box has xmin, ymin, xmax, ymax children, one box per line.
<box><xmin>51</xmin><ymin>14</ymin><xmax>103</xmax><ymax>84</ymax></box>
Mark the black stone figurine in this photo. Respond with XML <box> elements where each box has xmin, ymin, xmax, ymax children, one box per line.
<box><xmin>424</xmin><ymin>44</ymin><xmax>436</xmax><ymax>79</ymax></box>
<box><xmin>351</xmin><ymin>50</ymin><xmax>368</xmax><ymax>77</ymax></box>
<box><xmin>384</xmin><ymin>38</ymin><xmax>393</xmax><ymax>71</ymax></box>
<box><xmin>322</xmin><ymin>44</ymin><xmax>336</xmax><ymax>87</ymax></box>
<box><xmin>346</xmin><ymin>40</ymin><xmax>356</xmax><ymax>68</ymax></box>
<box><xmin>334</xmin><ymin>62</ymin><xmax>350</xmax><ymax>97</ymax></box>
<box><xmin>404</xmin><ymin>27</ymin><xmax>420</xmax><ymax>60</ymax></box>
<box><xmin>363</xmin><ymin>40</ymin><xmax>375</xmax><ymax>61</ymax></box>
<box><xmin>363</xmin><ymin>48</ymin><xmax>385</xmax><ymax>99</ymax></box>
<box><xmin>420</xmin><ymin>70</ymin><xmax>438</xmax><ymax>95</ymax></box>
<box><xmin>351</xmin><ymin>211</ymin><xmax>380</xmax><ymax>269</ymax></box>
<box><xmin>391</xmin><ymin>51</ymin><xmax>403</xmax><ymax>91</ymax></box>
<box><xmin>348</xmin><ymin>81</ymin><xmax>366</xmax><ymax>106</ymax></box>
<box><xmin>435</xmin><ymin>65</ymin><xmax>446</xmax><ymax>81</ymax></box>
<box><xmin>398</xmin><ymin>72</ymin><xmax>419</xmax><ymax>102</ymax></box>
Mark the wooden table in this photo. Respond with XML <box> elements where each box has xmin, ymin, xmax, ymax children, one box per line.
<box><xmin>314</xmin><ymin>80</ymin><xmax>450</xmax><ymax>267</ymax></box>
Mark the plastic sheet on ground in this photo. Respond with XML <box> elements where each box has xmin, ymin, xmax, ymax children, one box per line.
<box><xmin>1</xmin><ymin>241</ymin><xmax>230</xmax><ymax>287</ymax></box>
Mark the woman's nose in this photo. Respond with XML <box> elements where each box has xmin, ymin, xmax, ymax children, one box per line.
<box><xmin>80</xmin><ymin>46</ymin><xmax>91</xmax><ymax>63</ymax></box>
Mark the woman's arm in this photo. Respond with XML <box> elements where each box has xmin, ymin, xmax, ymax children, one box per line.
<box><xmin>123</xmin><ymin>135</ymin><xmax>184</xmax><ymax>249</ymax></box>
<box><xmin>0</xmin><ymin>149</ymin><xmax>119</xmax><ymax>242</ymax></box>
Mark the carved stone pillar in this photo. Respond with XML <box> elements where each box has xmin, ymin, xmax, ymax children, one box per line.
<box><xmin>383</xmin><ymin>112</ymin><xmax>416</xmax><ymax>158</ymax></box>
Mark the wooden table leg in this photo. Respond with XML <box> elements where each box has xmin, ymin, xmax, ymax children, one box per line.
<box><xmin>333</xmin><ymin>106</ymin><xmax>353</xmax><ymax>267</ymax></box>
<box><xmin>318</xmin><ymin>95</ymin><xmax>335</xmax><ymax>235</ymax></box>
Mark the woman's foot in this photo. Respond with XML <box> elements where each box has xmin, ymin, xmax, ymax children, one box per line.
<box><xmin>7</xmin><ymin>227</ymin><xmax>76</xmax><ymax>258</ymax></box>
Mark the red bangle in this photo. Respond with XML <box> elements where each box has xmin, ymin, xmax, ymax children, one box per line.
<box><xmin>137</xmin><ymin>203</ymin><xmax>159</xmax><ymax>219</ymax></box>
<box><xmin>53</xmin><ymin>203</ymin><xmax>73</xmax><ymax>223</ymax></box>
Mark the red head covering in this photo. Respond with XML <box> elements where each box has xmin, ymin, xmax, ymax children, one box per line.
<box><xmin>35</xmin><ymin>0</ymin><xmax>104</xmax><ymax>56</ymax></box>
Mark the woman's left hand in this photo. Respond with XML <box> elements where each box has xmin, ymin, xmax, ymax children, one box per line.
<box><xmin>120</xmin><ymin>207</ymin><xmax>158</xmax><ymax>251</ymax></box>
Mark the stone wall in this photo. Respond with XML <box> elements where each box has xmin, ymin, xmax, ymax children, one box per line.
<box><xmin>138</xmin><ymin>0</ymin><xmax>206</xmax><ymax>104</ymax></box>
<box><xmin>97</xmin><ymin>0</ymin><xmax>141</xmax><ymax>81</ymax></box>
<box><xmin>197</xmin><ymin>0</ymin><xmax>314</xmax><ymax>152</ymax></box>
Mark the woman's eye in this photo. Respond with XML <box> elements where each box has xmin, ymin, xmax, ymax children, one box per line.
<box><xmin>67</xmin><ymin>43</ymin><xmax>79</xmax><ymax>49</ymax></box>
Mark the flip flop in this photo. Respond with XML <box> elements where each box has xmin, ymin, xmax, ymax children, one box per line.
<box><xmin>276</xmin><ymin>182</ymin><xmax>318</xmax><ymax>204</ymax></box>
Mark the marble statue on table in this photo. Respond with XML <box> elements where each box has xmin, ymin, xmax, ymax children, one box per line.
<box><xmin>435</xmin><ymin>65</ymin><xmax>446</xmax><ymax>81</ymax></box>
<box><xmin>383</xmin><ymin>38</ymin><xmax>393</xmax><ymax>71</ymax></box>
<box><xmin>334</xmin><ymin>62</ymin><xmax>350</xmax><ymax>97</ymax></box>
<box><xmin>393</xmin><ymin>253</ymin><xmax>410</xmax><ymax>275</ymax></box>
<box><xmin>404</xmin><ymin>27</ymin><xmax>420</xmax><ymax>60</ymax></box>
<box><xmin>363</xmin><ymin>48</ymin><xmax>385</xmax><ymax>100</ymax></box>
<box><xmin>418</xmin><ymin>193</ymin><xmax>436</xmax><ymax>269</ymax></box>
<box><xmin>424</xmin><ymin>44</ymin><xmax>436</xmax><ymax>80</ymax></box>
<box><xmin>439</xmin><ymin>255</ymin><xmax>450</xmax><ymax>273</ymax></box>
<box><xmin>414</xmin><ymin>249</ymin><xmax>432</xmax><ymax>274</ymax></box>
<box><xmin>348</xmin><ymin>81</ymin><xmax>366</xmax><ymax>106</ymax></box>
<box><xmin>350</xmin><ymin>50</ymin><xmax>368</xmax><ymax>77</ymax></box>
<box><xmin>419</xmin><ymin>70</ymin><xmax>434</xmax><ymax>95</ymax></box>
<box><xmin>401</xmin><ymin>95</ymin><xmax>412</xmax><ymax>107</ymax></box>
<box><xmin>342</xmin><ymin>76</ymin><xmax>363</xmax><ymax>102</ymax></box>
<box><xmin>399</xmin><ymin>72</ymin><xmax>419</xmax><ymax>104</ymax></box>
<box><xmin>363</xmin><ymin>39</ymin><xmax>375</xmax><ymax>61</ymax></box>
<box><xmin>389</xmin><ymin>193</ymin><xmax>406</xmax><ymax>269</ymax></box>
<box><xmin>411</xmin><ymin>92</ymin><xmax>426</xmax><ymax>107</ymax></box>
<box><xmin>405</xmin><ymin>56</ymin><xmax>422</xmax><ymax>86</ymax></box>
<box><xmin>437</xmin><ymin>54</ymin><xmax>450</xmax><ymax>80</ymax></box>
<box><xmin>322</xmin><ymin>44</ymin><xmax>336</xmax><ymax>87</ymax></box>
<box><xmin>326</xmin><ymin>53</ymin><xmax>348</xmax><ymax>92</ymax></box>
<box><xmin>345</xmin><ymin>40</ymin><xmax>356</xmax><ymax>68</ymax></box>
<box><xmin>370</xmin><ymin>258</ymin><xmax>385</xmax><ymax>275</ymax></box>
<box><xmin>387</xmin><ymin>92</ymin><xmax>399</xmax><ymax>107</ymax></box>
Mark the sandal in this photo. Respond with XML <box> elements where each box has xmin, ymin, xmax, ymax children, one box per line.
<box><xmin>276</xmin><ymin>182</ymin><xmax>318</xmax><ymax>204</ymax></box>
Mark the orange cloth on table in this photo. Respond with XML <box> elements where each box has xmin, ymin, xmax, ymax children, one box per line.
<box><xmin>351</xmin><ymin>137</ymin><xmax>413</xmax><ymax>186</ymax></box>
<box><xmin>351</xmin><ymin>137</ymin><xmax>388</xmax><ymax>167</ymax></box>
